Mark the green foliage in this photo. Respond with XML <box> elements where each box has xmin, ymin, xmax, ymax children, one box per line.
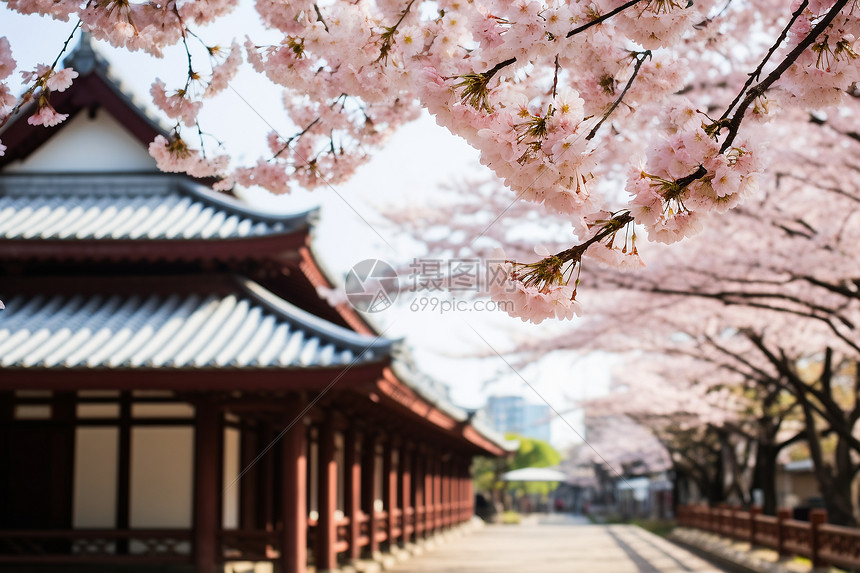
<box><xmin>507</xmin><ymin>433</ymin><xmax>562</xmax><ymax>470</ymax></box>
<box><xmin>507</xmin><ymin>434</ymin><xmax>562</xmax><ymax>497</ymax></box>
<box><xmin>472</xmin><ymin>435</ymin><xmax>562</xmax><ymax>498</ymax></box>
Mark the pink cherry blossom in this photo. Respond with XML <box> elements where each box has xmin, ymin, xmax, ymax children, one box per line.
<box><xmin>27</xmin><ymin>103</ymin><xmax>68</xmax><ymax>127</ymax></box>
<box><xmin>45</xmin><ymin>67</ymin><xmax>78</xmax><ymax>92</ymax></box>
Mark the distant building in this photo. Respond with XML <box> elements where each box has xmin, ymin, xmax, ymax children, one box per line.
<box><xmin>485</xmin><ymin>396</ymin><xmax>551</xmax><ymax>443</ymax></box>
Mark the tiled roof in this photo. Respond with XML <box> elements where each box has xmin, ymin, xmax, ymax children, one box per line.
<box><xmin>0</xmin><ymin>277</ymin><xmax>393</xmax><ymax>369</ymax></box>
<box><xmin>0</xmin><ymin>174</ymin><xmax>314</xmax><ymax>241</ymax></box>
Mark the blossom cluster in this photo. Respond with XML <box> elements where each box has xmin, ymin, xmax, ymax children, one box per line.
<box><xmin>779</xmin><ymin>0</ymin><xmax>860</xmax><ymax>108</ymax></box>
<box><xmin>626</xmin><ymin>101</ymin><xmax>764</xmax><ymax>244</ymax></box>
<box><xmin>3</xmin><ymin>0</ymin><xmax>859</xmax><ymax>323</ymax></box>
<box><xmin>488</xmin><ymin>249</ymin><xmax>583</xmax><ymax>324</ymax></box>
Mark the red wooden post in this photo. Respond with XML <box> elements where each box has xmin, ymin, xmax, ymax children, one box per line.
<box><xmin>434</xmin><ymin>457</ymin><xmax>442</xmax><ymax>531</ymax></box>
<box><xmin>777</xmin><ymin>508</ymin><xmax>792</xmax><ymax>557</ymax></box>
<box><xmin>466</xmin><ymin>465</ymin><xmax>474</xmax><ymax>519</ymax></box>
<box><xmin>361</xmin><ymin>432</ymin><xmax>379</xmax><ymax>558</ymax></box>
<box><xmin>344</xmin><ymin>428</ymin><xmax>361</xmax><ymax>562</ymax></box>
<box><xmin>316</xmin><ymin>424</ymin><xmax>338</xmax><ymax>572</ymax></box>
<box><xmin>194</xmin><ymin>399</ymin><xmax>220</xmax><ymax>573</ymax></box>
<box><xmin>413</xmin><ymin>449</ymin><xmax>424</xmax><ymax>539</ymax></box>
<box><xmin>400</xmin><ymin>444</ymin><xmax>412</xmax><ymax>543</ymax></box>
<box><xmin>810</xmin><ymin>508</ymin><xmax>828</xmax><ymax>569</ymax></box>
<box><xmin>383</xmin><ymin>438</ymin><xmax>398</xmax><ymax>548</ymax></box>
<box><xmin>456</xmin><ymin>461</ymin><xmax>464</xmax><ymax>523</ymax></box>
<box><xmin>280</xmin><ymin>408</ymin><xmax>308</xmax><ymax>573</ymax></box>
<box><xmin>441</xmin><ymin>460</ymin><xmax>449</xmax><ymax>528</ymax></box>
<box><xmin>750</xmin><ymin>505</ymin><xmax>761</xmax><ymax>546</ymax></box>
<box><xmin>424</xmin><ymin>452</ymin><xmax>434</xmax><ymax>535</ymax></box>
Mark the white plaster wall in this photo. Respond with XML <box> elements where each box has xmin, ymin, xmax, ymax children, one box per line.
<box><xmin>5</xmin><ymin>109</ymin><xmax>158</xmax><ymax>173</ymax></box>
<box><xmin>130</xmin><ymin>427</ymin><xmax>193</xmax><ymax>528</ymax></box>
<box><xmin>73</xmin><ymin>427</ymin><xmax>118</xmax><ymax>528</ymax></box>
<box><xmin>223</xmin><ymin>427</ymin><xmax>240</xmax><ymax>529</ymax></box>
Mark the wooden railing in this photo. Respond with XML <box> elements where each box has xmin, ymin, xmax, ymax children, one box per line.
<box><xmin>677</xmin><ymin>505</ymin><xmax>860</xmax><ymax>570</ymax></box>
<box><xmin>0</xmin><ymin>505</ymin><xmax>476</xmax><ymax>566</ymax></box>
<box><xmin>0</xmin><ymin>529</ymin><xmax>192</xmax><ymax>564</ymax></box>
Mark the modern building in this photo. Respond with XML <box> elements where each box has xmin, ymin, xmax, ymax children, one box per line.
<box><xmin>0</xmin><ymin>36</ymin><xmax>511</xmax><ymax>572</ymax></box>
<box><xmin>485</xmin><ymin>395</ymin><xmax>551</xmax><ymax>443</ymax></box>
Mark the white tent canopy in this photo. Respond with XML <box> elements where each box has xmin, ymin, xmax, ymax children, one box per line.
<box><xmin>500</xmin><ymin>467</ymin><xmax>569</xmax><ymax>482</ymax></box>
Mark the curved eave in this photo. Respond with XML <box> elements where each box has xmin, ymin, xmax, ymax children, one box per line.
<box><xmin>0</xmin><ymin>232</ymin><xmax>309</xmax><ymax>262</ymax></box>
<box><xmin>178</xmin><ymin>180</ymin><xmax>320</xmax><ymax>227</ymax></box>
<box><xmin>237</xmin><ymin>277</ymin><xmax>396</xmax><ymax>356</ymax></box>
<box><xmin>373</xmin><ymin>367</ymin><xmax>509</xmax><ymax>457</ymax></box>
<box><xmin>298</xmin><ymin>246</ymin><xmax>380</xmax><ymax>336</ymax></box>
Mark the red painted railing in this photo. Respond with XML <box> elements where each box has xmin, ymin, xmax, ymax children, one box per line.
<box><xmin>677</xmin><ymin>504</ymin><xmax>860</xmax><ymax>570</ymax></box>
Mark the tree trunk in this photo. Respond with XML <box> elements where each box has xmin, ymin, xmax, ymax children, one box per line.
<box><xmin>752</xmin><ymin>442</ymin><xmax>778</xmax><ymax>515</ymax></box>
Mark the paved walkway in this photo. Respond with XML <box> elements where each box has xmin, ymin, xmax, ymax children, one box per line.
<box><xmin>389</xmin><ymin>517</ymin><xmax>727</xmax><ymax>573</ymax></box>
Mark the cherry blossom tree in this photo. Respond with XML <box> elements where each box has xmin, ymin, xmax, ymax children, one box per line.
<box><xmin>2</xmin><ymin>0</ymin><xmax>859</xmax><ymax>322</ymax></box>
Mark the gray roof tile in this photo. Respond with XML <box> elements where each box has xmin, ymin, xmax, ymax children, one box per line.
<box><xmin>0</xmin><ymin>278</ymin><xmax>394</xmax><ymax>369</ymax></box>
<box><xmin>0</xmin><ymin>174</ymin><xmax>314</xmax><ymax>241</ymax></box>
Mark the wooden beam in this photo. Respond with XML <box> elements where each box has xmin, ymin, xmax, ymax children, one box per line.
<box><xmin>316</xmin><ymin>423</ymin><xmax>337</xmax><ymax>571</ymax></box>
<box><xmin>361</xmin><ymin>433</ymin><xmax>378</xmax><ymax>558</ymax></box>
<box><xmin>383</xmin><ymin>439</ymin><xmax>397</xmax><ymax>549</ymax></box>
<box><xmin>115</xmin><ymin>393</ymin><xmax>131</xmax><ymax>554</ymax></box>
<box><xmin>400</xmin><ymin>445</ymin><xmax>412</xmax><ymax>543</ymax></box>
<box><xmin>279</xmin><ymin>403</ymin><xmax>307</xmax><ymax>573</ymax></box>
<box><xmin>344</xmin><ymin>428</ymin><xmax>362</xmax><ymax>562</ymax></box>
<box><xmin>193</xmin><ymin>399</ymin><xmax>220</xmax><ymax>573</ymax></box>
<box><xmin>0</xmin><ymin>364</ymin><xmax>386</xmax><ymax>393</ymax></box>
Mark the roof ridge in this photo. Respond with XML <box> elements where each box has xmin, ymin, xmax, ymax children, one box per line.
<box><xmin>0</xmin><ymin>172</ymin><xmax>318</xmax><ymax>227</ymax></box>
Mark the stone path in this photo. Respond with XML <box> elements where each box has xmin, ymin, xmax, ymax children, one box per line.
<box><xmin>388</xmin><ymin>517</ymin><xmax>727</xmax><ymax>573</ymax></box>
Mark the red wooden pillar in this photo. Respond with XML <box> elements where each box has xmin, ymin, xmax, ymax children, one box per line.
<box><xmin>194</xmin><ymin>399</ymin><xmax>220</xmax><ymax>573</ymax></box>
<box><xmin>316</xmin><ymin>424</ymin><xmax>338</xmax><ymax>572</ymax></box>
<box><xmin>424</xmin><ymin>451</ymin><xmax>434</xmax><ymax>534</ymax></box>
<box><xmin>434</xmin><ymin>457</ymin><xmax>442</xmax><ymax>531</ymax></box>
<box><xmin>400</xmin><ymin>445</ymin><xmax>412</xmax><ymax>543</ymax></box>
<box><xmin>383</xmin><ymin>438</ymin><xmax>398</xmax><ymax>548</ymax></box>
<box><xmin>280</xmin><ymin>407</ymin><xmax>307</xmax><ymax>573</ymax></box>
<box><xmin>456</xmin><ymin>461</ymin><xmax>464</xmax><ymax>523</ymax></box>
<box><xmin>440</xmin><ymin>460</ymin><xmax>448</xmax><ymax>528</ymax></box>
<box><xmin>344</xmin><ymin>428</ymin><xmax>362</xmax><ymax>562</ymax></box>
<box><xmin>414</xmin><ymin>448</ymin><xmax>425</xmax><ymax>539</ymax></box>
<box><xmin>466</xmin><ymin>464</ymin><xmax>474</xmax><ymax>519</ymax></box>
<box><xmin>361</xmin><ymin>432</ymin><xmax>379</xmax><ymax>558</ymax></box>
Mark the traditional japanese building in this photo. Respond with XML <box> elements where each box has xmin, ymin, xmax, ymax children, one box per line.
<box><xmin>0</xmin><ymin>37</ymin><xmax>510</xmax><ymax>572</ymax></box>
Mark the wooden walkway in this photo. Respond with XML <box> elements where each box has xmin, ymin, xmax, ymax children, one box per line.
<box><xmin>388</xmin><ymin>516</ymin><xmax>727</xmax><ymax>573</ymax></box>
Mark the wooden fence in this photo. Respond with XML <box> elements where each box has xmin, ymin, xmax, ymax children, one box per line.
<box><xmin>677</xmin><ymin>505</ymin><xmax>860</xmax><ymax>570</ymax></box>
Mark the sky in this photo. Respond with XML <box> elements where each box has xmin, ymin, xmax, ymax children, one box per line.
<box><xmin>0</xmin><ymin>5</ymin><xmax>614</xmax><ymax>449</ymax></box>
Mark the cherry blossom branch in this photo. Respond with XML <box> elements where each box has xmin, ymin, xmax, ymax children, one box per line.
<box><xmin>376</xmin><ymin>0</ymin><xmax>417</xmax><ymax>64</ymax></box>
<box><xmin>565</xmin><ymin>0</ymin><xmax>646</xmax><ymax>37</ymax></box>
<box><xmin>717</xmin><ymin>0</ymin><xmax>851</xmax><ymax>152</ymax></box>
<box><xmin>720</xmin><ymin>0</ymin><xmax>810</xmax><ymax>122</ymax></box>
<box><xmin>314</xmin><ymin>4</ymin><xmax>330</xmax><ymax>33</ymax></box>
<box><xmin>0</xmin><ymin>19</ymin><xmax>81</xmax><ymax>131</ymax></box>
<box><xmin>586</xmin><ymin>50</ymin><xmax>650</xmax><ymax>141</ymax></box>
<box><xmin>458</xmin><ymin>0</ymin><xmax>647</xmax><ymax>107</ymax></box>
